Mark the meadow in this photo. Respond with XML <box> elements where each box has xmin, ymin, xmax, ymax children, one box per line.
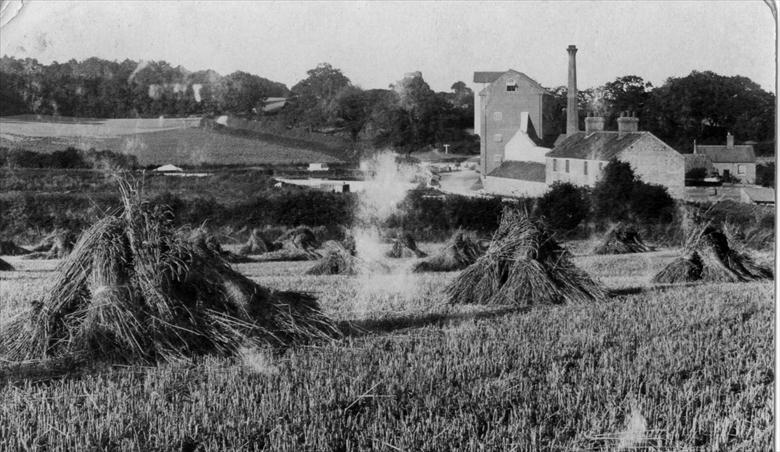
<box><xmin>0</xmin><ymin>116</ymin><xmax>342</xmax><ymax>167</ymax></box>
<box><xmin>0</xmin><ymin>244</ymin><xmax>773</xmax><ymax>451</ymax></box>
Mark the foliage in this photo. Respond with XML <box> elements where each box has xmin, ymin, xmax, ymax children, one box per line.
<box><xmin>535</xmin><ymin>182</ymin><xmax>590</xmax><ymax>233</ymax></box>
<box><xmin>0</xmin><ymin>147</ymin><xmax>138</xmax><ymax>170</ymax></box>
<box><xmin>0</xmin><ymin>56</ymin><xmax>288</xmax><ymax>118</ymax></box>
<box><xmin>591</xmin><ymin>159</ymin><xmax>675</xmax><ymax>225</ymax></box>
<box><xmin>685</xmin><ymin>167</ymin><xmax>707</xmax><ymax>180</ymax></box>
<box><xmin>756</xmin><ymin>162</ymin><xmax>775</xmax><ymax>187</ymax></box>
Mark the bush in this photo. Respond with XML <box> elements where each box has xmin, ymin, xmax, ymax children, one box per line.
<box><xmin>535</xmin><ymin>182</ymin><xmax>590</xmax><ymax>233</ymax></box>
<box><xmin>685</xmin><ymin>167</ymin><xmax>707</xmax><ymax>180</ymax></box>
<box><xmin>757</xmin><ymin>162</ymin><xmax>774</xmax><ymax>187</ymax></box>
<box><xmin>592</xmin><ymin>159</ymin><xmax>676</xmax><ymax>225</ymax></box>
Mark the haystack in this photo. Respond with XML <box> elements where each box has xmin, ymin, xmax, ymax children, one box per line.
<box><xmin>412</xmin><ymin>230</ymin><xmax>483</xmax><ymax>273</ymax></box>
<box><xmin>0</xmin><ymin>257</ymin><xmax>13</xmax><ymax>271</ymax></box>
<box><xmin>25</xmin><ymin>230</ymin><xmax>76</xmax><ymax>259</ymax></box>
<box><xmin>306</xmin><ymin>240</ymin><xmax>389</xmax><ymax>275</ymax></box>
<box><xmin>188</xmin><ymin>228</ymin><xmax>254</xmax><ymax>264</ymax></box>
<box><xmin>0</xmin><ymin>241</ymin><xmax>29</xmax><ymax>256</ymax></box>
<box><xmin>653</xmin><ymin>224</ymin><xmax>773</xmax><ymax>284</ymax></box>
<box><xmin>253</xmin><ymin>227</ymin><xmax>321</xmax><ymax>262</ymax></box>
<box><xmin>238</xmin><ymin>228</ymin><xmax>272</xmax><ymax>256</ymax></box>
<box><xmin>447</xmin><ymin>209</ymin><xmax>607</xmax><ymax>306</ymax></box>
<box><xmin>0</xmin><ymin>181</ymin><xmax>339</xmax><ymax>364</ymax></box>
<box><xmin>593</xmin><ymin>223</ymin><xmax>652</xmax><ymax>255</ymax></box>
<box><xmin>273</xmin><ymin>226</ymin><xmax>318</xmax><ymax>251</ymax></box>
<box><xmin>386</xmin><ymin>232</ymin><xmax>427</xmax><ymax>258</ymax></box>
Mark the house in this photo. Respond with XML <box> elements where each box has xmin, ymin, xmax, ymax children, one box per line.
<box><xmin>307</xmin><ymin>163</ymin><xmax>329</xmax><ymax>172</ymax></box>
<box><xmin>694</xmin><ymin>133</ymin><xmax>756</xmax><ymax>184</ymax></box>
<box><xmin>482</xmin><ymin>161</ymin><xmax>547</xmax><ymax>197</ymax></box>
<box><xmin>740</xmin><ymin>186</ymin><xmax>775</xmax><ymax>205</ymax></box>
<box><xmin>546</xmin><ymin>113</ymin><xmax>686</xmax><ymax>198</ymax></box>
<box><xmin>473</xmin><ymin>69</ymin><xmax>557</xmax><ymax>176</ymax></box>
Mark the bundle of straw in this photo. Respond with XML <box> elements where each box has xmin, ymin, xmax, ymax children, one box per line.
<box><xmin>386</xmin><ymin>232</ymin><xmax>427</xmax><ymax>259</ymax></box>
<box><xmin>653</xmin><ymin>224</ymin><xmax>773</xmax><ymax>284</ymax></box>
<box><xmin>0</xmin><ymin>179</ymin><xmax>339</xmax><ymax>364</ymax></box>
<box><xmin>412</xmin><ymin>230</ymin><xmax>483</xmax><ymax>273</ymax></box>
<box><xmin>447</xmin><ymin>209</ymin><xmax>607</xmax><ymax>306</ymax></box>
<box><xmin>187</xmin><ymin>228</ymin><xmax>254</xmax><ymax>263</ymax></box>
<box><xmin>306</xmin><ymin>240</ymin><xmax>388</xmax><ymax>275</ymax></box>
<box><xmin>0</xmin><ymin>257</ymin><xmax>13</xmax><ymax>271</ymax></box>
<box><xmin>593</xmin><ymin>223</ymin><xmax>652</xmax><ymax>255</ymax></box>
<box><xmin>238</xmin><ymin>228</ymin><xmax>271</xmax><ymax>256</ymax></box>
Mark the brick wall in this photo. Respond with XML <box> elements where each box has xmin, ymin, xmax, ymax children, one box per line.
<box><xmin>619</xmin><ymin>135</ymin><xmax>685</xmax><ymax>199</ymax></box>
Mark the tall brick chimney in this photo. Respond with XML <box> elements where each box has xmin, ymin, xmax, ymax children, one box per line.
<box><xmin>726</xmin><ymin>132</ymin><xmax>734</xmax><ymax>148</ymax></box>
<box><xmin>617</xmin><ymin>111</ymin><xmax>638</xmax><ymax>136</ymax></box>
<box><xmin>566</xmin><ymin>45</ymin><xmax>578</xmax><ymax>136</ymax></box>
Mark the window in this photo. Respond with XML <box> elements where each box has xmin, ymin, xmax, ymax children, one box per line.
<box><xmin>738</xmin><ymin>164</ymin><xmax>745</xmax><ymax>175</ymax></box>
<box><xmin>553</xmin><ymin>159</ymin><xmax>558</xmax><ymax>171</ymax></box>
<box><xmin>599</xmin><ymin>162</ymin><xmax>603</xmax><ymax>171</ymax></box>
<box><xmin>493</xmin><ymin>134</ymin><xmax>503</xmax><ymax>143</ymax></box>
<box><xmin>584</xmin><ymin>161</ymin><xmax>588</xmax><ymax>176</ymax></box>
<box><xmin>506</xmin><ymin>79</ymin><xmax>518</xmax><ymax>92</ymax></box>
<box><xmin>493</xmin><ymin>111</ymin><xmax>503</xmax><ymax>121</ymax></box>
<box><xmin>494</xmin><ymin>155</ymin><xmax>502</xmax><ymax>164</ymax></box>
<box><xmin>565</xmin><ymin>160</ymin><xmax>570</xmax><ymax>173</ymax></box>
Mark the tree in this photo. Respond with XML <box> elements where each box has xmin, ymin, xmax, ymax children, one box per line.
<box><xmin>591</xmin><ymin>159</ymin><xmax>637</xmax><ymax>222</ymax></box>
<box><xmin>287</xmin><ymin>63</ymin><xmax>351</xmax><ymax>127</ymax></box>
<box><xmin>594</xmin><ymin>75</ymin><xmax>653</xmax><ymax>129</ymax></box>
<box><xmin>645</xmin><ymin>71</ymin><xmax>775</xmax><ymax>152</ymax></box>
<box><xmin>535</xmin><ymin>182</ymin><xmax>591</xmax><ymax>233</ymax></box>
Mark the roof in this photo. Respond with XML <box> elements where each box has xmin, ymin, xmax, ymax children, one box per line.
<box><xmin>473</xmin><ymin>72</ymin><xmax>506</xmax><ymax>83</ymax></box>
<box><xmin>154</xmin><ymin>164</ymin><xmax>183</xmax><ymax>172</ymax></box>
<box><xmin>487</xmin><ymin>161</ymin><xmax>546</xmax><ymax>182</ymax></box>
<box><xmin>546</xmin><ymin>131</ymin><xmax>646</xmax><ymax>160</ymax></box>
<box><xmin>696</xmin><ymin>145</ymin><xmax>755</xmax><ymax>163</ymax></box>
<box><xmin>683</xmin><ymin>154</ymin><xmax>714</xmax><ymax>172</ymax></box>
<box><xmin>742</xmin><ymin>186</ymin><xmax>775</xmax><ymax>204</ymax></box>
<box><xmin>473</xmin><ymin>70</ymin><xmax>549</xmax><ymax>94</ymax></box>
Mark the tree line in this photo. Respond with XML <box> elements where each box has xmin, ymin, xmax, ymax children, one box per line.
<box><xmin>0</xmin><ymin>56</ymin><xmax>774</xmax><ymax>155</ymax></box>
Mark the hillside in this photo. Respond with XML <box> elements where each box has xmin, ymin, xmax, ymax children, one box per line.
<box><xmin>0</xmin><ymin>116</ymin><xmax>345</xmax><ymax>167</ymax></box>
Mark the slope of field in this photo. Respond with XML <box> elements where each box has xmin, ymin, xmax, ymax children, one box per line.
<box><xmin>0</xmin><ymin>248</ymin><xmax>772</xmax><ymax>450</ymax></box>
<box><xmin>0</xmin><ymin>116</ymin><xmax>344</xmax><ymax>166</ymax></box>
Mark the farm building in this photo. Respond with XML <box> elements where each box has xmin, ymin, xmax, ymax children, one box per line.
<box><xmin>694</xmin><ymin>133</ymin><xmax>756</xmax><ymax>184</ymax></box>
<box><xmin>741</xmin><ymin>186</ymin><xmax>775</xmax><ymax>205</ymax></box>
<box><xmin>476</xmin><ymin>45</ymin><xmax>685</xmax><ymax>199</ymax></box>
<box><xmin>308</xmin><ymin>163</ymin><xmax>330</xmax><ymax>172</ymax></box>
<box><xmin>546</xmin><ymin>113</ymin><xmax>686</xmax><ymax>198</ymax></box>
<box><xmin>473</xmin><ymin>69</ymin><xmax>557</xmax><ymax>176</ymax></box>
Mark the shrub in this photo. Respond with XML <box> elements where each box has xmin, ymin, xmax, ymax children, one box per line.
<box><xmin>591</xmin><ymin>159</ymin><xmax>635</xmax><ymax>222</ymax></box>
<box><xmin>685</xmin><ymin>167</ymin><xmax>707</xmax><ymax>180</ymax></box>
<box><xmin>535</xmin><ymin>182</ymin><xmax>590</xmax><ymax>233</ymax></box>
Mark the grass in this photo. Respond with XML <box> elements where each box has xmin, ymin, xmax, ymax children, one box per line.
<box><xmin>1</xmin><ymin>118</ymin><xmax>343</xmax><ymax>166</ymax></box>
<box><xmin>0</xmin><ymin>243</ymin><xmax>773</xmax><ymax>450</ymax></box>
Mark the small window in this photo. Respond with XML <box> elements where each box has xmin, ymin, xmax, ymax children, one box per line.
<box><xmin>493</xmin><ymin>111</ymin><xmax>503</xmax><ymax>121</ymax></box>
<box><xmin>553</xmin><ymin>159</ymin><xmax>558</xmax><ymax>171</ymax></box>
<box><xmin>493</xmin><ymin>134</ymin><xmax>503</xmax><ymax>143</ymax></box>
<box><xmin>565</xmin><ymin>160</ymin><xmax>570</xmax><ymax>173</ymax></box>
<box><xmin>506</xmin><ymin>79</ymin><xmax>518</xmax><ymax>92</ymax></box>
<box><xmin>494</xmin><ymin>155</ymin><xmax>502</xmax><ymax>164</ymax></box>
<box><xmin>584</xmin><ymin>161</ymin><xmax>588</xmax><ymax>176</ymax></box>
<box><xmin>737</xmin><ymin>164</ymin><xmax>745</xmax><ymax>175</ymax></box>
<box><xmin>599</xmin><ymin>162</ymin><xmax>604</xmax><ymax>171</ymax></box>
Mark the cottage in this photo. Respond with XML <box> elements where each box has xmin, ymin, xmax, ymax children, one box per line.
<box><xmin>546</xmin><ymin>113</ymin><xmax>685</xmax><ymax>198</ymax></box>
<box><xmin>694</xmin><ymin>133</ymin><xmax>756</xmax><ymax>184</ymax></box>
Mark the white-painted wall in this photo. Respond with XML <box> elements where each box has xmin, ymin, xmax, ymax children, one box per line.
<box><xmin>484</xmin><ymin>176</ymin><xmax>548</xmax><ymax>198</ymax></box>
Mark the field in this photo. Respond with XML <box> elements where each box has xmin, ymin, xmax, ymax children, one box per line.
<box><xmin>0</xmin><ymin>116</ymin><xmax>343</xmax><ymax>166</ymax></box>
<box><xmin>0</xmin><ymin>244</ymin><xmax>773</xmax><ymax>451</ymax></box>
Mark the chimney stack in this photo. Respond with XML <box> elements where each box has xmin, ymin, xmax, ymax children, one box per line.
<box><xmin>566</xmin><ymin>45</ymin><xmax>578</xmax><ymax>136</ymax></box>
<box><xmin>617</xmin><ymin>111</ymin><xmax>638</xmax><ymax>136</ymax></box>
<box><xmin>585</xmin><ymin>115</ymin><xmax>605</xmax><ymax>133</ymax></box>
<box><xmin>726</xmin><ymin>132</ymin><xmax>734</xmax><ymax>148</ymax></box>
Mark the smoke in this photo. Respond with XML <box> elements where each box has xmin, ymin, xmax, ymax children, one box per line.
<box><xmin>350</xmin><ymin>151</ymin><xmax>424</xmax><ymax>310</ymax></box>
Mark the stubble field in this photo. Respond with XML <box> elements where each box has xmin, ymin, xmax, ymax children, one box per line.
<box><xmin>0</xmin><ymin>245</ymin><xmax>773</xmax><ymax>451</ymax></box>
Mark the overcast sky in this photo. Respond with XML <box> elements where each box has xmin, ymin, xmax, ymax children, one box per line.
<box><xmin>0</xmin><ymin>0</ymin><xmax>776</xmax><ymax>93</ymax></box>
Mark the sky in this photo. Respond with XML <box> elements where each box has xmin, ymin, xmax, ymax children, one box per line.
<box><xmin>0</xmin><ymin>0</ymin><xmax>776</xmax><ymax>93</ymax></box>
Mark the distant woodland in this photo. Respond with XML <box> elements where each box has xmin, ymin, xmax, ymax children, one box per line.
<box><xmin>0</xmin><ymin>56</ymin><xmax>775</xmax><ymax>154</ymax></box>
